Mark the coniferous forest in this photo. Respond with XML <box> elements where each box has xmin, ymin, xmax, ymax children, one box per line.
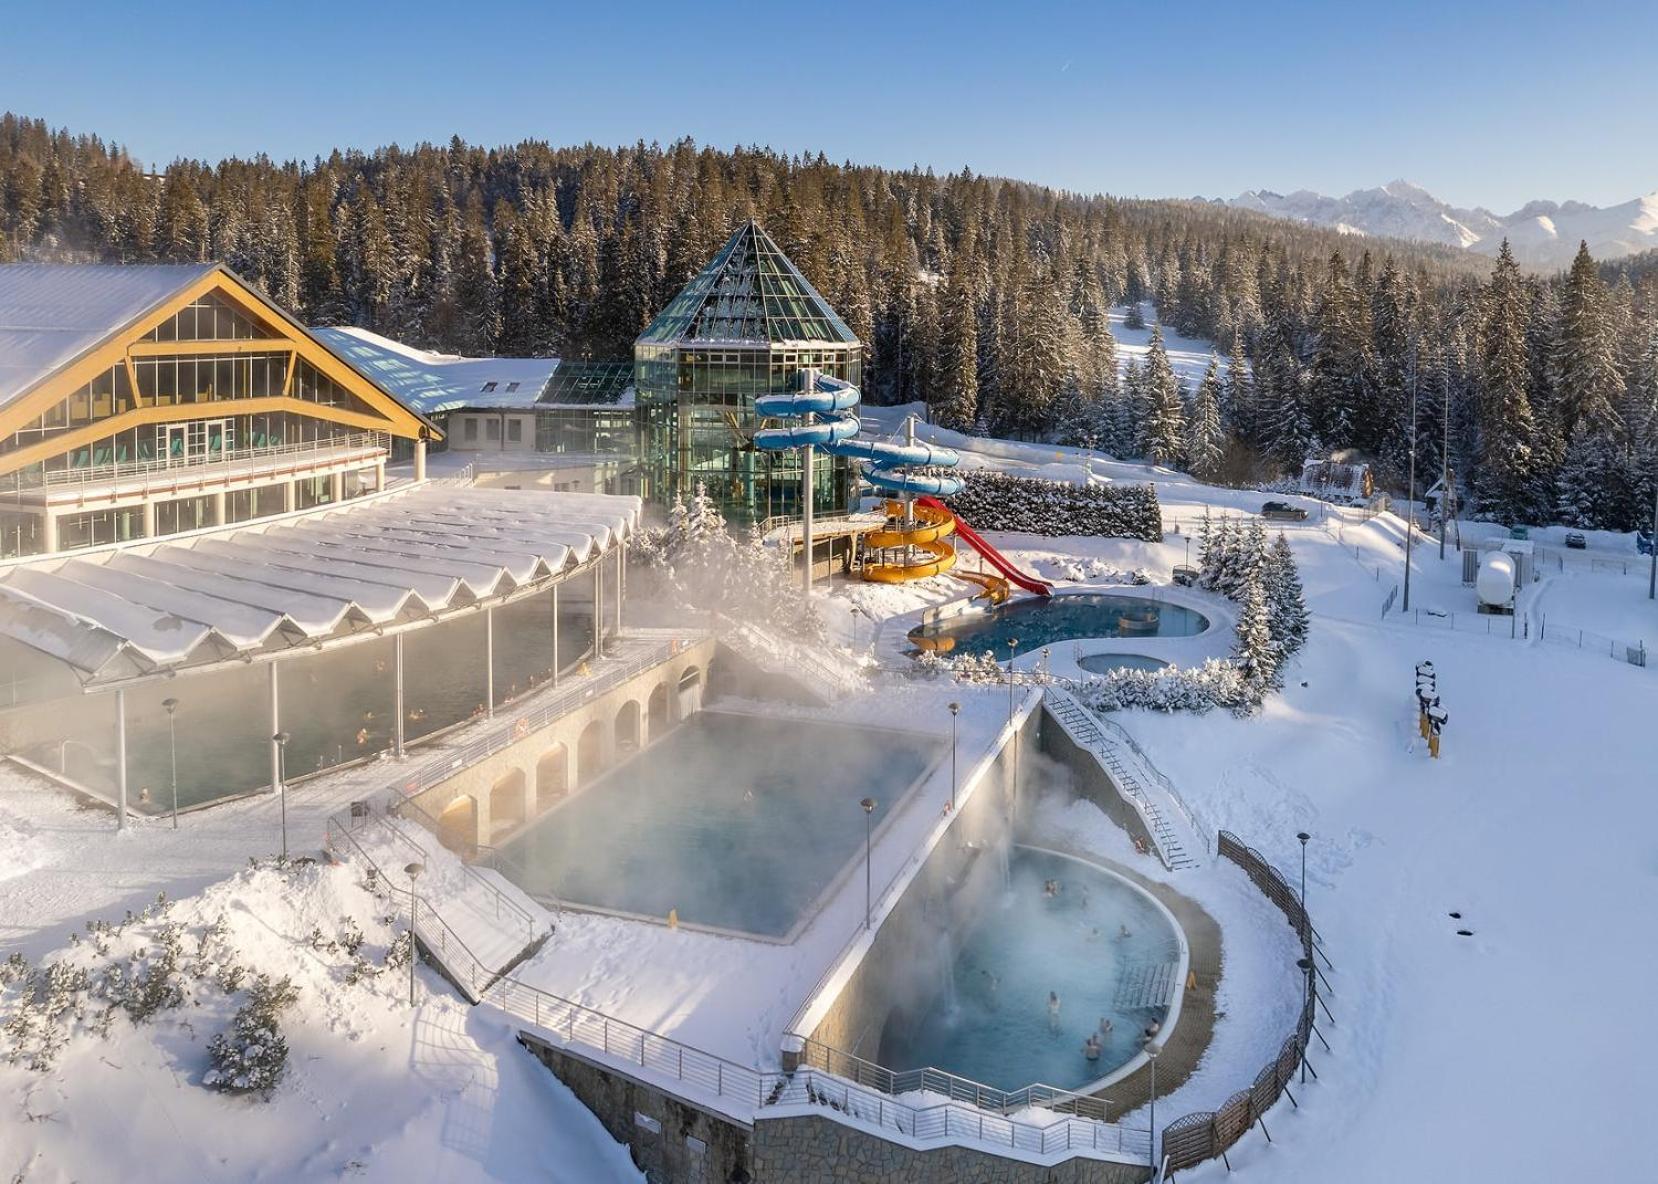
<box><xmin>2</xmin><ymin>113</ymin><xmax>1655</xmax><ymax>529</ymax></box>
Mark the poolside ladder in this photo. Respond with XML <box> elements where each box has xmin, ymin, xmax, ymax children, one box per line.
<box><xmin>1042</xmin><ymin>689</ymin><xmax>1200</xmax><ymax>872</ymax></box>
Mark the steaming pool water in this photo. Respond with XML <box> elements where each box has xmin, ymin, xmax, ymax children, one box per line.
<box><xmin>495</xmin><ymin>711</ymin><xmax>940</xmax><ymax>938</ymax></box>
<box><xmin>908</xmin><ymin>593</ymin><xmax>1208</xmax><ymax>660</ymax></box>
<box><xmin>880</xmin><ymin>847</ymin><xmax>1183</xmax><ymax>1093</ymax></box>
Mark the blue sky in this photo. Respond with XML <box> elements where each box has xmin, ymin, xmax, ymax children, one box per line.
<box><xmin>3</xmin><ymin>0</ymin><xmax>1654</xmax><ymax>211</ymax></box>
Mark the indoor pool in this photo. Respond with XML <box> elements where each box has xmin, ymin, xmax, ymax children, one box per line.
<box><xmin>1075</xmin><ymin>653</ymin><xmax>1169</xmax><ymax>675</ymax></box>
<box><xmin>908</xmin><ymin>593</ymin><xmax>1208</xmax><ymax>660</ymax></box>
<box><xmin>495</xmin><ymin>711</ymin><xmax>939</xmax><ymax>938</ymax></box>
<box><xmin>879</xmin><ymin>848</ymin><xmax>1183</xmax><ymax>1092</ymax></box>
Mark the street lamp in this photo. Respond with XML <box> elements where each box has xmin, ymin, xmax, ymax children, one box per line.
<box><xmin>405</xmin><ymin>862</ymin><xmax>425</xmax><ymax>1007</ymax></box>
<box><xmin>1404</xmin><ymin>355</ymin><xmax>1418</xmax><ymax>612</ymax></box>
<box><xmin>273</xmin><ymin>732</ymin><xmax>291</xmax><ymax>861</ymax></box>
<box><xmin>947</xmin><ymin>702</ymin><xmax>960</xmax><ymax>812</ymax></box>
<box><xmin>860</xmin><ymin>797</ymin><xmax>877</xmax><ymax>929</ymax></box>
<box><xmin>162</xmin><ymin>697</ymin><xmax>180</xmax><ymax>830</ymax></box>
<box><xmin>1145</xmin><ymin>1039</ymin><xmax>1162</xmax><ymax>1170</ymax></box>
<box><xmin>1296</xmin><ymin>956</ymin><xmax>1314</xmax><ymax>1084</ymax></box>
<box><xmin>1297</xmin><ymin>831</ymin><xmax>1311</xmax><ymax>912</ymax></box>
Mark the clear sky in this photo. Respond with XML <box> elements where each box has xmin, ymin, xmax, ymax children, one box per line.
<box><xmin>3</xmin><ymin>0</ymin><xmax>1654</xmax><ymax>212</ymax></box>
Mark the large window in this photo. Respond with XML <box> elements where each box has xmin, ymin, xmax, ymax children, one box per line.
<box><xmin>142</xmin><ymin>291</ymin><xmax>277</xmax><ymax>343</ymax></box>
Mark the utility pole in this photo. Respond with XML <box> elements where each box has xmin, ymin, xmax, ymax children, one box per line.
<box><xmin>1439</xmin><ymin>368</ymin><xmax>1450</xmax><ymax>562</ymax></box>
<box><xmin>1650</xmin><ymin>481</ymin><xmax>1657</xmax><ymax>601</ymax></box>
<box><xmin>1403</xmin><ymin>353</ymin><xmax>1417</xmax><ymax>612</ymax></box>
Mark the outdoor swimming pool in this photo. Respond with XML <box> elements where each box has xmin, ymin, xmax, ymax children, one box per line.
<box><xmin>495</xmin><ymin>711</ymin><xmax>940</xmax><ymax>938</ymax></box>
<box><xmin>879</xmin><ymin>847</ymin><xmax>1183</xmax><ymax>1092</ymax></box>
<box><xmin>909</xmin><ymin>592</ymin><xmax>1208</xmax><ymax>660</ymax></box>
<box><xmin>1075</xmin><ymin>653</ymin><xmax>1169</xmax><ymax>675</ymax></box>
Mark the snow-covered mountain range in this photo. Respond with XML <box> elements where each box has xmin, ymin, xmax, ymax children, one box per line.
<box><xmin>1223</xmin><ymin>180</ymin><xmax>1658</xmax><ymax>268</ymax></box>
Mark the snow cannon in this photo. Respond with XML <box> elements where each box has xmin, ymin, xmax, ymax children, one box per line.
<box><xmin>1476</xmin><ymin>551</ymin><xmax>1516</xmax><ymax>615</ymax></box>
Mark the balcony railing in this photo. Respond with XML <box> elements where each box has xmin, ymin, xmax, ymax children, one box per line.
<box><xmin>12</xmin><ymin>433</ymin><xmax>389</xmax><ymax>494</ymax></box>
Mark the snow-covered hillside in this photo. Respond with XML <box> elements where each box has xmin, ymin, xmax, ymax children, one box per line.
<box><xmin>1226</xmin><ymin>179</ymin><xmax>1658</xmax><ymax>268</ymax></box>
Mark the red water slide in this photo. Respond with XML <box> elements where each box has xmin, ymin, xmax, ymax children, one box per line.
<box><xmin>917</xmin><ymin>496</ymin><xmax>1053</xmax><ymax>598</ymax></box>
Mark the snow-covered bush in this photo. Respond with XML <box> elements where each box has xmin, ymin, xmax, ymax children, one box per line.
<box><xmin>1076</xmin><ymin>658</ymin><xmax>1253</xmax><ymax>715</ymax></box>
<box><xmin>1195</xmin><ymin>510</ymin><xmax>1310</xmax><ymax>695</ymax></box>
<box><xmin>203</xmin><ymin>974</ymin><xmax>300</xmax><ymax>1097</ymax></box>
<box><xmin>628</xmin><ymin>482</ymin><xmax>825</xmax><ymax>641</ymax></box>
<box><xmin>943</xmin><ymin>471</ymin><xmax>1163</xmax><ymax>541</ymax></box>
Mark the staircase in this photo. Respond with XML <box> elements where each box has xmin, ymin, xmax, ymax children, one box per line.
<box><xmin>1043</xmin><ymin>688</ymin><xmax>1201</xmax><ymax>872</ymax></box>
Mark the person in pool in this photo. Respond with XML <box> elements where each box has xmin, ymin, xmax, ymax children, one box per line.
<box><xmin>1083</xmin><ymin>1034</ymin><xmax>1101</xmax><ymax>1061</ymax></box>
<box><xmin>1047</xmin><ymin>991</ymin><xmax>1062</xmax><ymax>1032</ymax></box>
<box><xmin>1099</xmin><ymin>1017</ymin><xmax>1114</xmax><ymax>1037</ymax></box>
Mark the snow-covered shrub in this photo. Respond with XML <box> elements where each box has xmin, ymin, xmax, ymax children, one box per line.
<box><xmin>1076</xmin><ymin>658</ymin><xmax>1254</xmax><ymax>716</ymax></box>
<box><xmin>943</xmin><ymin>471</ymin><xmax>1163</xmax><ymax>541</ymax></box>
<box><xmin>204</xmin><ymin>974</ymin><xmax>299</xmax><ymax>1097</ymax></box>
<box><xmin>628</xmin><ymin>482</ymin><xmax>825</xmax><ymax>641</ymax></box>
<box><xmin>1195</xmin><ymin>510</ymin><xmax>1310</xmax><ymax>691</ymax></box>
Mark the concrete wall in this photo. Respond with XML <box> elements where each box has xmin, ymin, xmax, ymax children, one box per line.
<box><xmin>751</xmin><ymin>1114</ymin><xmax>1150</xmax><ymax>1184</ymax></box>
<box><xmin>1037</xmin><ymin>712</ymin><xmax>1156</xmax><ymax>855</ymax></box>
<box><xmin>520</xmin><ymin>1035</ymin><xmax>753</xmax><ymax>1184</ymax></box>
<box><xmin>409</xmin><ymin>636</ymin><xmax>718</xmax><ymax>852</ymax></box>
<box><xmin>800</xmin><ymin>704</ymin><xmax>1039</xmax><ymax>1064</ymax></box>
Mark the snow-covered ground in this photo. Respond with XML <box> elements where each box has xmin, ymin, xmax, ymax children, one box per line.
<box><xmin>831</xmin><ymin>432</ymin><xmax>1653</xmax><ymax>1181</ymax></box>
<box><xmin>5</xmin><ymin>423</ymin><xmax>1653</xmax><ymax>1181</ymax></box>
<box><xmin>0</xmin><ymin>859</ymin><xmax>641</xmax><ymax>1184</ymax></box>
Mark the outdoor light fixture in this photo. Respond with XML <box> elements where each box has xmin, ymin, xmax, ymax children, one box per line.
<box><xmin>860</xmin><ymin>797</ymin><xmax>877</xmax><ymax>930</ymax></box>
<box><xmin>948</xmin><ymin>702</ymin><xmax>960</xmax><ymax>812</ymax></box>
<box><xmin>405</xmin><ymin>862</ymin><xmax>425</xmax><ymax>1007</ymax></box>
<box><xmin>273</xmin><ymin>731</ymin><xmax>291</xmax><ymax>861</ymax></box>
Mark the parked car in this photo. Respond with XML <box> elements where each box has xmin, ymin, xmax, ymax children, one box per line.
<box><xmin>1261</xmin><ymin>501</ymin><xmax>1309</xmax><ymax>522</ymax></box>
<box><xmin>1564</xmin><ymin>532</ymin><xmax>1587</xmax><ymax>550</ymax></box>
<box><xmin>1507</xmin><ymin>524</ymin><xmax>1530</xmax><ymax>540</ymax></box>
<box><xmin>1172</xmin><ymin>565</ymin><xmax>1199</xmax><ymax>587</ymax></box>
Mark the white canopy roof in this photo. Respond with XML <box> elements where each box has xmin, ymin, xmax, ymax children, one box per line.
<box><xmin>0</xmin><ymin>487</ymin><xmax>640</xmax><ymax>687</ymax></box>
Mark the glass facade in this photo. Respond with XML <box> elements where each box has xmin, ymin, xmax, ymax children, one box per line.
<box><xmin>633</xmin><ymin>221</ymin><xmax>864</xmax><ymax>524</ymax></box>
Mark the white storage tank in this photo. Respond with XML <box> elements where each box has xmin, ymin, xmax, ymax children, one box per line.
<box><xmin>1477</xmin><ymin>551</ymin><xmax>1516</xmax><ymax>613</ymax></box>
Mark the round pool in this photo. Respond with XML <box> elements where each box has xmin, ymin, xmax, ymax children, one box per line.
<box><xmin>879</xmin><ymin>847</ymin><xmax>1185</xmax><ymax>1093</ymax></box>
<box><xmin>909</xmin><ymin>592</ymin><xmax>1208</xmax><ymax>659</ymax></box>
<box><xmin>1076</xmin><ymin>653</ymin><xmax>1169</xmax><ymax>675</ymax></box>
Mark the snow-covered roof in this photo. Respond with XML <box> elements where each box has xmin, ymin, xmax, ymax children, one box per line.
<box><xmin>0</xmin><ymin>487</ymin><xmax>640</xmax><ymax>687</ymax></box>
<box><xmin>314</xmin><ymin>327</ymin><xmax>563</xmax><ymax>413</ymax></box>
<box><xmin>1299</xmin><ymin>458</ymin><xmax>1371</xmax><ymax>496</ymax></box>
<box><xmin>0</xmin><ymin>263</ymin><xmax>218</xmax><ymax>409</ymax></box>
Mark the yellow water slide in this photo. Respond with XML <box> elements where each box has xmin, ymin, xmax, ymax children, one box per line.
<box><xmin>861</xmin><ymin>499</ymin><xmax>958</xmax><ymax>583</ymax></box>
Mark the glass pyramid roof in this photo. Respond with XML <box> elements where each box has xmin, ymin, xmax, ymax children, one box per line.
<box><xmin>637</xmin><ymin>221</ymin><xmax>859</xmax><ymax>348</ymax></box>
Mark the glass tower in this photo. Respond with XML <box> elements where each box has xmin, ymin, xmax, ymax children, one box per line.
<box><xmin>634</xmin><ymin>221</ymin><xmax>863</xmax><ymax>524</ymax></box>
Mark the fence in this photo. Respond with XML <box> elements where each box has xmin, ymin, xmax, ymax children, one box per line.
<box><xmin>1537</xmin><ymin>615</ymin><xmax>1648</xmax><ymax>667</ymax></box>
<box><xmin>1158</xmin><ymin>831</ymin><xmax>1332</xmax><ymax>1176</ymax></box>
<box><xmin>1396</xmin><ymin>607</ymin><xmax>1650</xmax><ymax>669</ymax></box>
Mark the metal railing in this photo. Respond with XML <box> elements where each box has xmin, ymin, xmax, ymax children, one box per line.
<box><xmin>773</xmin><ymin>1068</ymin><xmax>1150</xmax><ymax>1161</ymax></box>
<box><xmin>491</xmin><ymin>974</ymin><xmax>778</xmax><ymax>1110</ymax></box>
<box><xmin>1090</xmin><ymin>710</ymin><xmax>1211</xmax><ymax>852</ymax></box>
<box><xmin>792</xmin><ymin>1037</ymin><xmax>1116</xmax><ymax>1122</ymax></box>
<box><xmin>28</xmin><ymin>432</ymin><xmax>387</xmax><ymax>491</ymax></box>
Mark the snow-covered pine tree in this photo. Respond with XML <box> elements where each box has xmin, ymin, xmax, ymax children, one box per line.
<box><xmin>1553</xmin><ymin>242</ymin><xmax>1631</xmax><ymax>528</ymax></box>
<box><xmin>1475</xmin><ymin>241</ymin><xmax>1544</xmax><ymax>525</ymax></box>
<box><xmin>1185</xmin><ymin>358</ymin><xmax>1227</xmax><ymax>482</ymax></box>
<box><xmin>1124</xmin><ymin>301</ymin><xmax>1146</xmax><ymax>331</ymax></box>
<box><xmin>1265</xmin><ymin>531</ymin><xmax>1310</xmax><ymax>655</ymax></box>
<box><xmin>1231</xmin><ymin>568</ymin><xmax>1278</xmax><ymax>693</ymax></box>
<box><xmin>1223</xmin><ymin>331</ymin><xmax>1252</xmax><ymax>436</ymax></box>
<box><xmin>1141</xmin><ymin>324</ymin><xmax>1185</xmax><ymax>466</ymax></box>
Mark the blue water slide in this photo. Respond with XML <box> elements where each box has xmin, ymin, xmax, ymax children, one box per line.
<box><xmin>749</xmin><ymin>369</ymin><xmax>964</xmax><ymax>496</ymax></box>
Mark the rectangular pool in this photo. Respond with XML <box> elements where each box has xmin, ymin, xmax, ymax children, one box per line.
<box><xmin>494</xmin><ymin>711</ymin><xmax>941</xmax><ymax>939</ymax></box>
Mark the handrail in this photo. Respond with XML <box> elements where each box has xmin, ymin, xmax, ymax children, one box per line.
<box><xmin>791</xmin><ymin>1036</ymin><xmax>1115</xmax><ymax>1123</ymax></box>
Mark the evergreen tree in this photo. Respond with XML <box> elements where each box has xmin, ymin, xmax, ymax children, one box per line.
<box><xmin>934</xmin><ymin>260</ymin><xmax>980</xmax><ymax>430</ymax></box>
<box><xmin>1264</xmin><ymin>531</ymin><xmax>1310</xmax><ymax>655</ymax></box>
<box><xmin>1232</xmin><ymin>569</ymin><xmax>1278</xmax><ymax>691</ymax></box>
<box><xmin>1475</xmin><ymin>242</ymin><xmax>1543</xmax><ymax>524</ymax></box>
<box><xmin>1185</xmin><ymin>357</ymin><xmax>1226</xmax><ymax>481</ymax></box>
<box><xmin>1141</xmin><ymin>324</ymin><xmax>1185</xmax><ymax>465</ymax></box>
<box><xmin>1123</xmin><ymin>300</ymin><xmax>1146</xmax><ymax>331</ymax></box>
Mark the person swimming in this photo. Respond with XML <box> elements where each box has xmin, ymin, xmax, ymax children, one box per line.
<box><xmin>1047</xmin><ymin>991</ymin><xmax>1062</xmax><ymax>1032</ymax></box>
<box><xmin>1117</xmin><ymin>924</ymin><xmax>1132</xmax><ymax>941</ymax></box>
<box><xmin>1083</xmin><ymin>1034</ymin><xmax>1101</xmax><ymax>1061</ymax></box>
<box><xmin>1099</xmin><ymin>1017</ymin><xmax>1113</xmax><ymax>1036</ymax></box>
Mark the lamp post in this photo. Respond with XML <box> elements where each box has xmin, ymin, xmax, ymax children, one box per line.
<box><xmin>1297</xmin><ymin>831</ymin><xmax>1310</xmax><ymax>911</ymax></box>
<box><xmin>162</xmin><ymin>697</ymin><xmax>180</xmax><ymax>830</ymax></box>
<box><xmin>1296</xmin><ymin>956</ymin><xmax>1314</xmax><ymax>1084</ymax></box>
<box><xmin>948</xmin><ymin>702</ymin><xmax>960</xmax><ymax>812</ymax></box>
<box><xmin>273</xmin><ymin>731</ymin><xmax>291</xmax><ymax>862</ymax></box>
<box><xmin>860</xmin><ymin>797</ymin><xmax>877</xmax><ymax>929</ymax></box>
<box><xmin>1649</xmin><ymin>481</ymin><xmax>1657</xmax><ymax>601</ymax></box>
<box><xmin>1006</xmin><ymin>638</ymin><xmax>1019</xmax><ymax>808</ymax></box>
<box><xmin>1145</xmin><ymin>1039</ymin><xmax>1161</xmax><ymax>1170</ymax></box>
<box><xmin>405</xmin><ymin>862</ymin><xmax>425</xmax><ymax>1007</ymax></box>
